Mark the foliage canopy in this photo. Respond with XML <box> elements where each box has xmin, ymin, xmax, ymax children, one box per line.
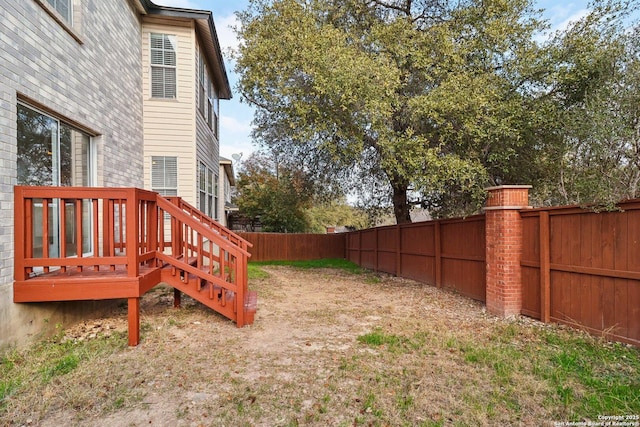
<box><xmin>235</xmin><ymin>0</ymin><xmax>639</xmax><ymax>221</ymax></box>
<box><xmin>235</xmin><ymin>152</ymin><xmax>313</xmax><ymax>232</ymax></box>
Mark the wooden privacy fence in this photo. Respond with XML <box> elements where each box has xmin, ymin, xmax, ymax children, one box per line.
<box><xmin>238</xmin><ymin>187</ymin><xmax>640</xmax><ymax>346</ymax></box>
<box><xmin>521</xmin><ymin>201</ymin><xmax>640</xmax><ymax>346</ymax></box>
<box><xmin>239</xmin><ymin>232</ymin><xmax>346</xmax><ymax>262</ymax></box>
<box><xmin>346</xmin><ymin>216</ymin><xmax>486</xmax><ymax>302</ymax></box>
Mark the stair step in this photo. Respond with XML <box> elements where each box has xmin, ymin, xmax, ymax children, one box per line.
<box><xmin>158</xmin><ymin>252</ymin><xmax>253</xmax><ymax>327</ymax></box>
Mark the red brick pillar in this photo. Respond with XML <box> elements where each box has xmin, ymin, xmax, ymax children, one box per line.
<box><xmin>484</xmin><ymin>185</ymin><xmax>531</xmax><ymax>317</ymax></box>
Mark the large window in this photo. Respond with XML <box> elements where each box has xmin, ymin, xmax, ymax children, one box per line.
<box><xmin>150</xmin><ymin>33</ymin><xmax>177</xmax><ymax>99</ymax></box>
<box><xmin>17</xmin><ymin>103</ymin><xmax>93</xmax><ymax>258</ymax></box>
<box><xmin>46</xmin><ymin>0</ymin><xmax>72</xmax><ymax>24</ymax></box>
<box><xmin>17</xmin><ymin>104</ymin><xmax>91</xmax><ymax>187</ymax></box>
<box><xmin>151</xmin><ymin>156</ymin><xmax>178</xmax><ymax>196</ymax></box>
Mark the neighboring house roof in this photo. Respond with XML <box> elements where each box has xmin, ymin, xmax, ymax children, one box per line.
<box><xmin>220</xmin><ymin>157</ymin><xmax>235</xmax><ymax>186</ymax></box>
<box><xmin>225</xmin><ymin>201</ymin><xmax>239</xmax><ymax>211</ymax></box>
<box><xmin>137</xmin><ymin>0</ymin><xmax>232</xmax><ymax>100</ymax></box>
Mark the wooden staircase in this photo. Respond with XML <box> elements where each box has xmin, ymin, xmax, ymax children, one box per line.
<box><xmin>160</xmin><ymin>259</ymin><xmax>257</xmax><ymax>327</ymax></box>
<box><xmin>13</xmin><ymin>186</ymin><xmax>256</xmax><ymax>346</ymax></box>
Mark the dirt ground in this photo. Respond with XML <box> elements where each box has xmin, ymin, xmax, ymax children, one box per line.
<box><xmin>4</xmin><ymin>266</ymin><xmax>587</xmax><ymax>426</ymax></box>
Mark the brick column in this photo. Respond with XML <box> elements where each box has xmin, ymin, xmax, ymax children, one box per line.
<box><xmin>484</xmin><ymin>185</ymin><xmax>531</xmax><ymax>317</ymax></box>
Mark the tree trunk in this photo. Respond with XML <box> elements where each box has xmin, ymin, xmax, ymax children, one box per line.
<box><xmin>391</xmin><ymin>180</ymin><xmax>412</xmax><ymax>224</ymax></box>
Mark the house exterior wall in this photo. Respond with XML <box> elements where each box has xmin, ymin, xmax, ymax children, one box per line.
<box><xmin>195</xmin><ymin>39</ymin><xmax>220</xmax><ymax>206</ymax></box>
<box><xmin>195</xmin><ymin>111</ymin><xmax>219</xmax><ymax>209</ymax></box>
<box><xmin>141</xmin><ymin>20</ymin><xmax>222</xmax><ymax>218</ymax></box>
<box><xmin>0</xmin><ymin>0</ymin><xmax>144</xmax><ymax>350</ymax></box>
<box><xmin>142</xmin><ymin>17</ymin><xmax>198</xmax><ymax>205</ymax></box>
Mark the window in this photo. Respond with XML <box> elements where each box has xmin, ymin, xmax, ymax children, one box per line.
<box><xmin>207</xmin><ymin>168</ymin><xmax>214</xmax><ymax>220</ymax></box>
<box><xmin>150</xmin><ymin>33</ymin><xmax>177</xmax><ymax>98</ymax></box>
<box><xmin>46</xmin><ymin>0</ymin><xmax>71</xmax><ymax>24</ymax></box>
<box><xmin>211</xmin><ymin>86</ymin><xmax>219</xmax><ymax>137</ymax></box>
<box><xmin>198</xmin><ymin>51</ymin><xmax>205</xmax><ymax>114</ymax></box>
<box><xmin>17</xmin><ymin>103</ymin><xmax>92</xmax><ymax>187</ymax></box>
<box><xmin>17</xmin><ymin>102</ymin><xmax>93</xmax><ymax>257</ymax></box>
<box><xmin>199</xmin><ymin>162</ymin><xmax>207</xmax><ymax>213</ymax></box>
<box><xmin>152</xmin><ymin>156</ymin><xmax>178</xmax><ymax>196</ymax></box>
<box><xmin>214</xmin><ymin>173</ymin><xmax>219</xmax><ymax>220</ymax></box>
<box><xmin>198</xmin><ymin>47</ymin><xmax>219</xmax><ymax>137</ymax></box>
<box><xmin>207</xmin><ymin>80</ymin><xmax>213</xmax><ymax>129</ymax></box>
<box><xmin>198</xmin><ymin>162</ymin><xmax>216</xmax><ymax>218</ymax></box>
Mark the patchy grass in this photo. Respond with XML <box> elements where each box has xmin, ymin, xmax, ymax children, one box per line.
<box><xmin>1</xmin><ymin>266</ymin><xmax>638</xmax><ymax>426</ymax></box>
<box><xmin>247</xmin><ymin>263</ymin><xmax>270</xmax><ymax>280</ymax></box>
<box><xmin>250</xmin><ymin>258</ymin><xmax>364</xmax><ymax>274</ymax></box>
<box><xmin>1</xmin><ymin>328</ymin><xmax>131</xmax><ymax>421</ymax></box>
<box><xmin>350</xmin><ymin>321</ymin><xmax>640</xmax><ymax>425</ymax></box>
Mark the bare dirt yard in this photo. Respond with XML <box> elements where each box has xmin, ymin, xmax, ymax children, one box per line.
<box><xmin>2</xmin><ymin>265</ymin><xmax>639</xmax><ymax>426</ymax></box>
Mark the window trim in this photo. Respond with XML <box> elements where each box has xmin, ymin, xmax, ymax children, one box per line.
<box><xmin>150</xmin><ymin>33</ymin><xmax>177</xmax><ymax>99</ymax></box>
<box><xmin>151</xmin><ymin>156</ymin><xmax>178</xmax><ymax>196</ymax></box>
<box><xmin>34</xmin><ymin>0</ymin><xmax>83</xmax><ymax>44</ymax></box>
<box><xmin>47</xmin><ymin>0</ymin><xmax>72</xmax><ymax>24</ymax></box>
<box><xmin>198</xmin><ymin>162</ymin><xmax>217</xmax><ymax>218</ymax></box>
<box><xmin>17</xmin><ymin>100</ymin><xmax>95</xmax><ymax>187</ymax></box>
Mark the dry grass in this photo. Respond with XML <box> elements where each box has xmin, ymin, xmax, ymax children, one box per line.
<box><xmin>1</xmin><ymin>266</ymin><xmax>639</xmax><ymax>426</ymax></box>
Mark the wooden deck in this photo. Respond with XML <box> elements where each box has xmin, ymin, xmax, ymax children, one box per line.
<box><xmin>13</xmin><ymin>186</ymin><xmax>255</xmax><ymax>346</ymax></box>
<box><xmin>13</xmin><ymin>263</ymin><xmax>161</xmax><ymax>302</ymax></box>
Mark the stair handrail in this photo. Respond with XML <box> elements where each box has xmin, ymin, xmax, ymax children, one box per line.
<box><xmin>156</xmin><ymin>194</ymin><xmax>250</xmax><ymax>326</ymax></box>
<box><xmin>156</xmin><ymin>196</ymin><xmax>251</xmax><ymax>258</ymax></box>
<box><xmin>165</xmin><ymin>196</ymin><xmax>252</xmax><ymax>251</ymax></box>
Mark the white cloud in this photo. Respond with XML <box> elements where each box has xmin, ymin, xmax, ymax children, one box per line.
<box><xmin>152</xmin><ymin>0</ymin><xmax>200</xmax><ymax>9</ymax></box>
<box><xmin>552</xmin><ymin>8</ymin><xmax>590</xmax><ymax>33</ymax></box>
<box><xmin>220</xmin><ymin>114</ymin><xmax>251</xmax><ymax>134</ymax></box>
<box><xmin>535</xmin><ymin>6</ymin><xmax>591</xmax><ymax>42</ymax></box>
<box><xmin>219</xmin><ymin>115</ymin><xmax>255</xmax><ymax>159</ymax></box>
<box><xmin>215</xmin><ymin>14</ymin><xmax>241</xmax><ymax>54</ymax></box>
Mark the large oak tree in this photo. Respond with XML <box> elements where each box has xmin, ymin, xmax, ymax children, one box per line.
<box><xmin>235</xmin><ymin>0</ymin><xmax>637</xmax><ymax>221</ymax></box>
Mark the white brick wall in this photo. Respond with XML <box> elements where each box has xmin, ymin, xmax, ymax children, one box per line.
<box><xmin>0</xmin><ymin>0</ymin><xmax>145</xmax><ymax>349</ymax></box>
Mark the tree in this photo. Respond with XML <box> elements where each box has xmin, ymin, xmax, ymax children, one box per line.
<box><xmin>306</xmin><ymin>199</ymin><xmax>370</xmax><ymax>233</ymax></box>
<box><xmin>235</xmin><ymin>152</ymin><xmax>314</xmax><ymax>232</ymax></box>
<box><xmin>234</xmin><ymin>0</ymin><xmax>637</xmax><ymax>221</ymax></box>
<box><xmin>542</xmin><ymin>17</ymin><xmax>640</xmax><ymax>206</ymax></box>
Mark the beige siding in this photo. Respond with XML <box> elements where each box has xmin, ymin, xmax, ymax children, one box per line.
<box><xmin>142</xmin><ymin>18</ymin><xmax>198</xmax><ymax>205</ymax></box>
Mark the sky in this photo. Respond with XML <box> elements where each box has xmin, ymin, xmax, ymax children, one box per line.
<box><xmin>152</xmin><ymin>0</ymin><xmax>600</xmax><ymax>161</ymax></box>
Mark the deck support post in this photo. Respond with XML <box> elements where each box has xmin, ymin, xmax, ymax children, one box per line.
<box><xmin>127</xmin><ymin>297</ymin><xmax>140</xmax><ymax>346</ymax></box>
<box><xmin>174</xmin><ymin>288</ymin><xmax>181</xmax><ymax>308</ymax></box>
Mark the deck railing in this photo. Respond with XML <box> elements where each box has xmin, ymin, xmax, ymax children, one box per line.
<box><xmin>14</xmin><ymin>187</ymin><xmax>252</xmax><ymax>326</ymax></box>
<box><xmin>165</xmin><ymin>196</ymin><xmax>250</xmax><ymax>253</ymax></box>
<box><xmin>14</xmin><ymin>187</ymin><xmax>161</xmax><ymax>280</ymax></box>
